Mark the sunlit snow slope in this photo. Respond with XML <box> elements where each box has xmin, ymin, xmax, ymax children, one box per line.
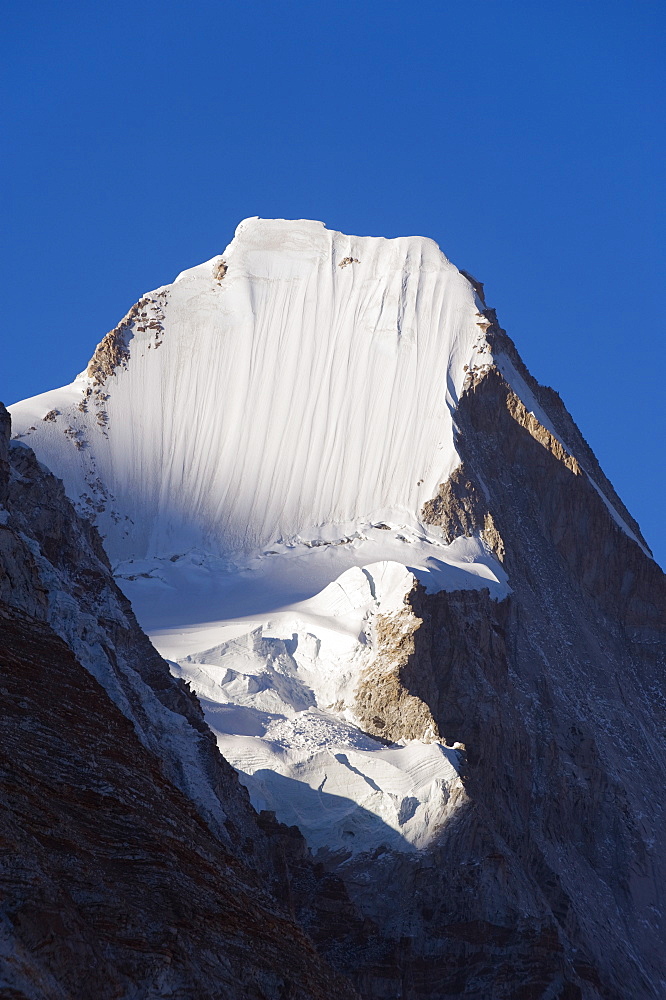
<box><xmin>10</xmin><ymin>218</ymin><xmax>516</xmax><ymax>854</ymax></box>
<box><xmin>11</xmin><ymin>218</ymin><xmax>492</xmax><ymax>562</ymax></box>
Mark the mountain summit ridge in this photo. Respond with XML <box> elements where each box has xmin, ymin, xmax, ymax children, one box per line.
<box><xmin>10</xmin><ymin>217</ymin><xmax>645</xmax><ymax>565</ymax></box>
<box><xmin>11</xmin><ymin>217</ymin><xmax>489</xmax><ymax>563</ymax></box>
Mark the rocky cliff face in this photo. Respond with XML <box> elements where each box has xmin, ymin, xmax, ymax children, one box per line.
<box><xmin>324</xmin><ymin>319</ymin><xmax>666</xmax><ymax>999</ymax></box>
<box><xmin>433</xmin><ymin>328</ymin><xmax>665</xmax><ymax>997</ymax></box>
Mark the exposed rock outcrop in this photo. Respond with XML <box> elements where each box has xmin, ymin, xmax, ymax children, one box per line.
<box><xmin>421</xmin><ymin>463</ymin><xmax>486</xmax><ymax>544</ymax></box>
<box><xmin>354</xmin><ymin>593</ymin><xmax>440</xmax><ymax>742</ymax></box>
<box><xmin>87</xmin><ymin>293</ymin><xmax>166</xmax><ymax>384</ymax></box>
<box><xmin>0</xmin><ymin>403</ymin><xmax>10</xmax><ymax>503</ymax></box>
<box><xmin>213</xmin><ymin>258</ymin><xmax>228</xmax><ymax>281</ymax></box>
<box><xmin>481</xmin><ymin>308</ymin><xmax>648</xmax><ymax>548</ymax></box>
<box><xmin>86</xmin><ymin>310</ymin><xmax>134</xmax><ymax>385</ymax></box>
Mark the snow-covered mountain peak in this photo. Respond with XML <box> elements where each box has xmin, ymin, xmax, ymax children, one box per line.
<box><xmin>7</xmin><ymin>218</ymin><xmax>509</xmax><ymax>852</ymax></box>
<box><xmin>6</xmin><ymin>221</ymin><xmax>666</xmax><ymax>994</ymax></box>
<box><xmin>9</xmin><ymin>218</ymin><xmax>490</xmax><ymax>568</ymax></box>
<box><xmin>30</xmin><ymin>218</ymin><xmax>656</xmax><ymax>857</ymax></box>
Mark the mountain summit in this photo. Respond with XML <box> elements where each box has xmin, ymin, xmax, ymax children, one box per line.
<box><xmin>11</xmin><ymin>218</ymin><xmax>510</xmax><ymax>561</ymax></box>
<box><xmin>8</xmin><ymin>219</ymin><xmax>666</xmax><ymax>998</ymax></box>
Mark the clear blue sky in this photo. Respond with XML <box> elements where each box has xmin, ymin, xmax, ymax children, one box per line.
<box><xmin>2</xmin><ymin>1</ymin><xmax>664</xmax><ymax>566</ymax></box>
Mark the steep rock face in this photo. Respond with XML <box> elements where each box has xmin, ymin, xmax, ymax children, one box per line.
<box><xmin>0</xmin><ymin>404</ymin><xmax>9</xmax><ymax>502</ymax></box>
<box><xmin>435</xmin><ymin>352</ymin><xmax>666</xmax><ymax>996</ymax></box>
<box><xmin>354</xmin><ymin>588</ymin><xmax>440</xmax><ymax>742</ymax></box>
<box><xmin>342</xmin><ymin>340</ymin><xmax>666</xmax><ymax>996</ymax></box>
<box><xmin>274</xmin><ymin>321</ymin><xmax>666</xmax><ymax>1000</ymax></box>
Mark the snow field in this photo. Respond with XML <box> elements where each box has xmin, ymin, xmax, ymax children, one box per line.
<box><xmin>167</xmin><ymin>562</ymin><xmax>464</xmax><ymax>855</ymax></box>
